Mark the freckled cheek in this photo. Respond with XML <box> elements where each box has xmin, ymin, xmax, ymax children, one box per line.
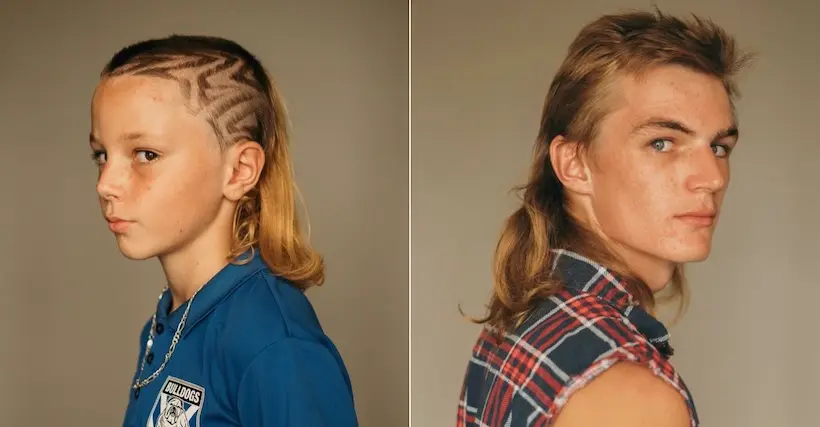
<box><xmin>170</xmin><ymin>182</ymin><xmax>194</xmax><ymax>235</ymax></box>
<box><xmin>651</xmin><ymin>179</ymin><xmax>679</xmax><ymax>226</ymax></box>
<box><xmin>128</xmin><ymin>171</ymin><xmax>154</xmax><ymax>203</ymax></box>
<box><xmin>623</xmin><ymin>168</ymin><xmax>658</xmax><ymax>213</ymax></box>
<box><xmin>623</xmin><ymin>171</ymin><xmax>676</xmax><ymax>239</ymax></box>
<box><xmin>166</xmin><ymin>173</ymin><xmax>215</xmax><ymax>236</ymax></box>
<box><xmin>132</xmin><ymin>171</ymin><xmax>181</xmax><ymax>231</ymax></box>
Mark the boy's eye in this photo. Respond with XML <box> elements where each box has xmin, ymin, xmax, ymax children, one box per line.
<box><xmin>136</xmin><ymin>150</ymin><xmax>160</xmax><ymax>163</ymax></box>
<box><xmin>91</xmin><ymin>151</ymin><xmax>107</xmax><ymax>165</ymax></box>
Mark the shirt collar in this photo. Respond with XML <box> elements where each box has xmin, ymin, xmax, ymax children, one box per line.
<box><xmin>551</xmin><ymin>249</ymin><xmax>675</xmax><ymax>358</ymax></box>
<box><xmin>154</xmin><ymin>249</ymin><xmax>268</xmax><ymax>337</ymax></box>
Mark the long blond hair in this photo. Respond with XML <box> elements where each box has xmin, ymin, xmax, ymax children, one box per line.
<box><xmin>226</xmin><ymin>76</ymin><xmax>324</xmax><ymax>288</ymax></box>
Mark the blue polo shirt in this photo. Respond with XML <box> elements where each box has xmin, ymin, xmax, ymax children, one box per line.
<box><xmin>121</xmin><ymin>250</ymin><xmax>358</xmax><ymax>427</ymax></box>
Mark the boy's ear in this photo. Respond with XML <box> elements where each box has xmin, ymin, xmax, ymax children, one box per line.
<box><xmin>223</xmin><ymin>141</ymin><xmax>265</xmax><ymax>202</ymax></box>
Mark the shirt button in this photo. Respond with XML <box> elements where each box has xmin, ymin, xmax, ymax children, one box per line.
<box><xmin>155</xmin><ymin>323</ymin><xmax>164</xmax><ymax>334</ymax></box>
<box><xmin>146</xmin><ymin>352</ymin><xmax>154</xmax><ymax>364</ymax></box>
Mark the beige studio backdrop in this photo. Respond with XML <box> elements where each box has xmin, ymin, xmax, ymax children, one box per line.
<box><xmin>0</xmin><ymin>0</ymin><xmax>408</xmax><ymax>426</ymax></box>
<box><xmin>412</xmin><ymin>0</ymin><xmax>819</xmax><ymax>426</ymax></box>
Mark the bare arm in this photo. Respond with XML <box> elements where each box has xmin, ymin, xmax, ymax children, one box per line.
<box><xmin>552</xmin><ymin>362</ymin><xmax>691</xmax><ymax>427</ymax></box>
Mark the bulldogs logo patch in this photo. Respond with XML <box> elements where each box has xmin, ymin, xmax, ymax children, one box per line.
<box><xmin>147</xmin><ymin>376</ymin><xmax>205</xmax><ymax>427</ymax></box>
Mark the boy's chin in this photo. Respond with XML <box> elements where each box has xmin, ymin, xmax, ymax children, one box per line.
<box><xmin>114</xmin><ymin>237</ymin><xmax>159</xmax><ymax>261</ymax></box>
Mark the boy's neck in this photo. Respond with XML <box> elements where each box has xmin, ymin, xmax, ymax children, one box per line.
<box><xmin>158</xmin><ymin>225</ymin><xmax>233</xmax><ymax>312</ymax></box>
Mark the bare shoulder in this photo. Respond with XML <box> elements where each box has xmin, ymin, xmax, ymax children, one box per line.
<box><xmin>552</xmin><ymin>362</ymin><xmax>691</xmax><ymax>427</ymax></box>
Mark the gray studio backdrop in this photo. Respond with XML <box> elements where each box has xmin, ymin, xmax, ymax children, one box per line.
<box><xmin>0</xmin><ymin>1</ymin><xmax>408</xmax><ymax>425</ymax></box>
<box><xmin>412</xmin><ymin>0</ymin><xmax>819</xmax><ymax>426</ymax></box>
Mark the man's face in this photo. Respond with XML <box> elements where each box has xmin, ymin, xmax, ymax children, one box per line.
<box><xmin>583</xmin><ymin>65</ymin><xmax>737</xmax><ymax>286</ymax></box>
<box><xmin>90</xmin><ymin>75</ymin><xmax>229</xmax><ymax>260</ymax></box>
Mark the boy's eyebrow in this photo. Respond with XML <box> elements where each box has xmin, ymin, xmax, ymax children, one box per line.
<box><xmin>631</xmin><ymin>117</ymin><xmax>739</xmax><ymax>141</ymax></box>
<box><xmin>89</xmin><ymin>131</ymin><xmax>150</xmax><ymax>145</ymax></box>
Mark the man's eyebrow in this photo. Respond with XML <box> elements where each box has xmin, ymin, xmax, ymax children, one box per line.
<box><xmin>631</xmin><ymin>117</ymin><xmax>739</xmax><ymax>141</ymax></box>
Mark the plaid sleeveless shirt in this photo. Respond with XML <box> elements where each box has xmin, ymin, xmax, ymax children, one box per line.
<box><xmin>457</xmin><ymin>249</ymin><xmax>698</xmax><ymax>426</ymax></box>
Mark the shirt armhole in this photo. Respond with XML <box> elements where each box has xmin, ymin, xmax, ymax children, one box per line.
<box><xmin>547</xmin><ymin>347</ymin><xmax>696</xmax><ymax>427</ymax></box>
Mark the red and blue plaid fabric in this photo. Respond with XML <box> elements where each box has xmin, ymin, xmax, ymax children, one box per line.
<box><xmin>457</xmin><ymin>249</ymin><xmax>698</xmax><ymax>426</ymax></box>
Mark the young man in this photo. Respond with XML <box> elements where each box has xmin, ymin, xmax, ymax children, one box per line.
<box><xmin>458</xmin><ymin>10</ymin><xmax>752</xmax><ymax>427</ymax></box>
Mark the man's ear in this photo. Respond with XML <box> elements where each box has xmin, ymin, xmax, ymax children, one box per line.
<box><xmin>549</xmin><ymin>135</ymin><xmax>593</xmax><ymax>196</ymax></box>
<box><xmin>223</xmin><ymin>140</ymin><xmax>266</xmax><ymax>202</ymax></box>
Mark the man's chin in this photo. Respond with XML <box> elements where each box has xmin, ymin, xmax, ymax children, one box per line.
<box><xmin>670</xmin><ymin>243</ymin><xmax>712</xmax><ymax>263</ymax></box>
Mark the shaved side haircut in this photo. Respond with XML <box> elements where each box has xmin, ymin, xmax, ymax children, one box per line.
<box><xmin>99</xmin><ymin>34</ymin><xmax>325</xmax><ymax>288</ymax></box>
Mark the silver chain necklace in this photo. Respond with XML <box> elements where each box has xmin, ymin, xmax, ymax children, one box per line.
<box><xmin>132</xmin><ymin>284</ymin><xmax>204</xmax><ymax>395</ymax></box>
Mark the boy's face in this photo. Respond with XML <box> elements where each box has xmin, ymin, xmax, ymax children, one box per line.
<box><xmin>576</xmin><ymin>65</ymin><xmax>737</xmax><ymax>289</ymax></box>
<box><xmin>90</xmin><ymin>75</ymin><xmax>231</xmax><ymax>260</ymax></box>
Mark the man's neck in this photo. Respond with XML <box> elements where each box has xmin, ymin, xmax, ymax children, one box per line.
<box><xmin>614</xmin><ymin>246</ymin><xmax>674</xmax><ymax>292</ymax></box>
<box><xmin>574</xmin><ymin>205</ymin><xmax>674</xmax><ymax>292</ymax></box>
